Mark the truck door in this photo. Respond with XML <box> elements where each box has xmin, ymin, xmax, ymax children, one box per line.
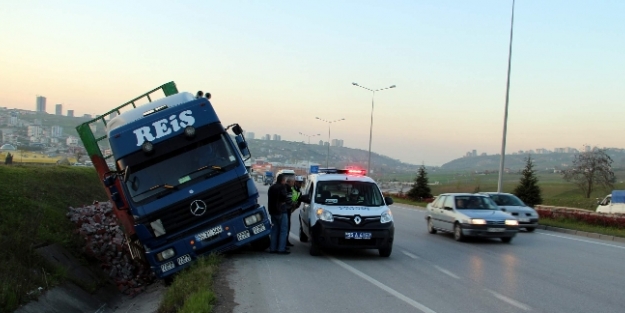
<box><xmin>596</xmin><ymin>195</ymin><xmax>611</xmax><ymax>213</ymax></box>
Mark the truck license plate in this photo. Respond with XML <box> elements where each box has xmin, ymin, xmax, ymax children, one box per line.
<box><xmin>518</xmin><ymin>218</ymin><xmax>530</xmax><ymax>222</ymax></box>
<box><xmin>177</xmin><ymin>254</ymin><xmax>192</xmax><ymax>266</ymax></box>
<box><xmin>236</xmin><ymin>230</ymin><xmax>251</xmax><ymax>241</ymax></box>
<box><xmin>345</xmin><ymin>232</ymin><xmax>372</xmax><ymax>240</ymax></box>
<box><xmin>487</xmin><ymin>228</ymin><xmax>505</xmax><ymax>232</ymax></box>
<box><xmin>252</xmin><ymin>224</ymin><xmax>266</xmax><ymax>234</ymax></box>
<box><xmin>161</xmin><ymin>261</ymin><xmax>175</xmax><ymax>273</ymax></box>
<box><xmin>196</xmin><ymin>225</ymin><xmax>223</xmax><ymax>241</ymax></box>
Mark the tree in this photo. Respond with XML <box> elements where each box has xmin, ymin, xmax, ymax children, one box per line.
<box><xmin>562</xmin><ymin>148</ymin><xmax>615</xmax><ymax>198</ymax></box>
<box><xmin>513</xmin><ymin>155</ymin><xmax>542</xmax><ymax>207</ymax></box>
<box><xmin>407</xmin><ymin>165</ymin><xmax>432</xmax><ymax>200</ymax></box>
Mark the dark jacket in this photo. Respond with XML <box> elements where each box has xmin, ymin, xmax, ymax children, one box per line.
<box><xmin>268</xmin><ymin>183</ymin><xmax>292</xmax><ymax>215</ymax></box>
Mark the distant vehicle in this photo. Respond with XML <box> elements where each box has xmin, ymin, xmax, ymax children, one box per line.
<box><xmin>596</xmin><ymin>190</ymin><xmax>625</xmax><ymax>214</ymax></box>
<box><xmin>298</xmin><ymin>168</ymin><xmax>395</xmax><ymax>257</ymax></box>
<box><xmin>263</xmin><ymin>171</ymin><xmax>273</xmax><ymax>186</ymax></box>
<box><xmin>425</xmin><ymin>193</ymin><xmax>519</xmax><ymax>243</ymax></box>
<box><xmin>479</xmin><ymin>192</ymin><xmax>539</xmax><ymax>232</ymax></box>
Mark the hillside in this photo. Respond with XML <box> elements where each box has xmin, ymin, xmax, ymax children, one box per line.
<box><xmin>0</xmin><ymin>165</ymin><xmax>107</xmax><ymax>312</ymax></box>
<box><xmin>247</xmin><ymin>139</ymin><xmax>420</xmax><ymax>174</ymax></box>
<box><xmin>441</xmin><ymin>149</ymin><xmax>625</xmax><ymax>172</ymax></box>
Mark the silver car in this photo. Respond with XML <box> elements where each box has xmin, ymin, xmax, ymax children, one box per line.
<box><xmin>480</xmin><ymin>192</ymin><xmax>539</xmax><ymax>232</ymax></box>
<box><xmin>425</xmin><ymin>193</ymin><xmax>519</xmax><ymax>243</ymax></box>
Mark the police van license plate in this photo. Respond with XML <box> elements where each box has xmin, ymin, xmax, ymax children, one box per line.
<box><xmin>196</xmin><ymin>225</ymin><xmax>223</xmax><ymax>241</ymax></box>
<box><xmin>487</xmin><ymin>228</ymin><xmax>505</xmax><ymax>232</ymax></box>
<box><xmin>177</xmin><ymin>254</ymin><xmax>192</xmax><ymax>266</ymax></box>
<box><xmin>345</xmin><ymin>232</ymin><xmax>372</xmax><ymax>240</ymax></box>
<box><xmin>252</xmin><ymin>224</ymin><xmax>266</xmax><ymax>234</ymax></box>
<box><xmin>236</xmin><ymin>230</ymin><xmax>251</xmax><ymax>241</ymax></box>
<box><xmin>518</xmin><ymin>218</ymin><xmax>530</xmax><ymax>222</ymax></box>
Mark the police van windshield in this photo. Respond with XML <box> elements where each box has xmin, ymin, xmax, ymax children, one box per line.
<box><xmin>315</xmin><ymin>181</ymin><xmax>384</xmax><ymax>206</ymax></box>
<box><xmin>125</xmin><ymin>133</ymin><xmax>237</xmax><ymax>203</ymax></box>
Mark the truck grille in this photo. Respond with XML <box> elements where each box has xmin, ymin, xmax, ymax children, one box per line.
<box><xmin>146</xmin><ymin>177</ymin><xmax>249</xmax><ymax>236</ymax></box>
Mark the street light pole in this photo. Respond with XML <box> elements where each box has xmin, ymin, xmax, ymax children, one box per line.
<box><xmin>299</xmin><ymin>132</ymin><xmax>321</xmax><ymax>173</ymax></box>
<box><xmin>497</xmin><ymin>0</ymin><xmax>516</xmax><ymax>193</ymax></box>
<box><xmin>315</xmin><ymin>117</ymin><xmax>345</xmax><ymax>168</ymax></box>
<box><xmin>352</xmin><ymin>83</ymin><xmax>396</xmax><ymax>174</ymax></box>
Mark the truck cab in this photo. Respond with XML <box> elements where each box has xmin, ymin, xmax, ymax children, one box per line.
<box><xmin>596</xmin><ymin>190</ymin><xmax>625</xmax><ymax>214</ymax></box>
<box><xmin>298</xmin><ymin>168</ymin><xmax>395</xmax><ymax>257</ymax></box>
<box><xmin>76</xmin><ymin>82</ymin><xmax>271</xmax><ymax>279</ymax></box>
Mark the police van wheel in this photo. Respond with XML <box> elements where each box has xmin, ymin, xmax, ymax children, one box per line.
<box><xmin>309</xmin><ymin>240</ymin><xmax>321</xmax><ymax>256</ymax></box>
<box><xmin>250</xmin><ymin>236</ymin><xmax>271</xmax><ymax>251</ymax></box>
<box><xmin>378</xmin><ymin>246</ymin><xmax>392</xmax><ymax>257</ymax></box>
<box><xmin>299</xmin><ymin>226</ymin><xmax>309</xmax><ymax>243</ymax></box>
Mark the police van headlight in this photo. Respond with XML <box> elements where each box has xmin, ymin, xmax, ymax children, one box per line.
<box><xmin>316</xmin><ymin>208</ymin><xmax>333</xmax><ymax>222</ymax></box>
<box><xmin>380</xmin><ymin>210</ymin><xmax>393</xmax><ymax>223</ymax></box>
<box><xmin>156</xmin><ymin>248</ymin><xmax>175</xmax><ymax>261</ymax></box>
<box><xmin>244</xmin><ymin>213</ymin><xmax>263</xmax><ymax>226</ymax></box>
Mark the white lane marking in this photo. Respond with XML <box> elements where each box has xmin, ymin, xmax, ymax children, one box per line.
<box><xmin>485</xmin><ymin>289</ymin><xmax>531</xmax><ymax>311</ymax></box>
<box><xmin>484</xmin><ymin>289</ymin><xmax>532</xmax><ymax>311</ymax></box>
<box><xmin>402</xmin><ymin>250</ymin><xmax>421</xmax><ymax>259</ymax></box>
<box><xmin>329</xmin><ymin>257</ymin><xmax>438</xmax><ymax>313</ymax></box>
<box><xmin>537</xmin><ymin>232</ymin><xmax>625</xmax><ymax>250</ymax></box>
<box><xmin>289</xmin><ymin>234</ymin><xmax>437</xmax><ymax>313</ymax></box>
<box><xmin>433</xmin><ymin>265</ymin><xmax>460</xmax><ymax>279</ymax></box>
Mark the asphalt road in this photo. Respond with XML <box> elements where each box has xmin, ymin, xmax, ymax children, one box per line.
<box><xmin>226</xmin><ymin>183</ymin><xmax>625</xmax><ymax>313</ymax></box>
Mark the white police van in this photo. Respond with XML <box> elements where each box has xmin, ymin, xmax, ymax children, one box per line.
<box><xmin>298</xmin><ymin>168</ymin><xmax>395</xmax><ymax>257</ymax></box>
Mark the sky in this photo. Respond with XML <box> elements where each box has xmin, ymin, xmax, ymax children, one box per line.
<box><xmin>1</xmin><ymin>0</ymin><xmax>623</xmax><ymax>166</ymax></box>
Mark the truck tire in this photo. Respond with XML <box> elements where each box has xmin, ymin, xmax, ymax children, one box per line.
<box><xmin>250</xmin><ymin>236</ymin><xmax>271</xmax><ymax>251</ymax></box>
<box><xmin>501</xmin><ymin>237</ymin><xmax>513</xmax><ymax>243</ymax></box>
<box><xmin>525</xmin><ymin>227</ymin><xmax>535</xmax><ymax>232</ymax></box>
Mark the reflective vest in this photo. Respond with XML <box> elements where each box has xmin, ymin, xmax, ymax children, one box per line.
<box><xmin>292</xmin><ymin>187</ymin><xmax>301</xmax><ymax>203</ymax></box>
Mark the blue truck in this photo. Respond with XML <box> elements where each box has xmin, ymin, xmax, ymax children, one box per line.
<box><xmin>76</xmin><ymin>82</ymin><xmax>271</xmax><ymax>280</ymax></box>
<box><xmin>263</xmin><ymin>171</ymin><xmax>274</xmax><ymax>185</ymax></box>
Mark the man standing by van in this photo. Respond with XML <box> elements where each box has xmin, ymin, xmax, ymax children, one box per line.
<box><xmin>267</xmin><ymin>174</ymin><xmax>291</xmax><ymax>254</ymax></box>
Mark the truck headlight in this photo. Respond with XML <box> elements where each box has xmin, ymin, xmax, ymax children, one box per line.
<box><xmin>470</xmin><ymin>219</ymin><xmax>487</xmax><ymax>225</ymax></box>
<box><xmin>380</xmin><ymin>210</ymin><xmax>393</xmax><ymax>223</ymax></box>
<box><xmin>244</xmin><ymin>213</ymin><xmax>263</xmax><ymax>226</ymax></box>
<box><xmin>316</xmin><ymin>208</ymin><xmax>333</xmax><ymax>222</ymax></box>
<box><xmin>505</xmin><ymin>219</ymin><xmax>519</xmax><ymax>226</ymax></box>
<box><xmin>156</xmin><ymin>248</ymin><xmax>175</xmax><ymax>261</ymax></box>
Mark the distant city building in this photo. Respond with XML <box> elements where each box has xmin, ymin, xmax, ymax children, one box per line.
<box><xmin>36</xmin><ymin>96</ymin><xmax>46</xmax><ymax>113</ymax></box>
<box><xmin>83</xmin><ymin>114</ymin><xmax>92</xmax><ymax>118</ymax></box>
<box><xmin>264</xmin><ymin>134</ymin><xmax>271</xmax><ymax>140</ymax></box>
<box><xmin>66</xmin><ymin>136</ymin><xmax>78</xmax><ymax>146</ymax></box>
<box><xmin>331</xmin><ymin>139</ymin><xmax>344</xmax><ymax>147</ymax></box>
<box><xmin>9</xmin><ymin>116</ymin><xmax>19</xmax><ymax>126</ymax></box>
<box><xmin>584</xmin><ymin>145</ymin><xmax>591</xmax><ymax>152</ymax></box>
<box><xmin>55</xmin><ymin>104</ymin><xmax>62</xmax><ymax>115</ymax></box>
<box><xmin>272</xmin><ymin>134</ymin><xmax>281</xmax><ymax>141</ymax></box>
<box><xmin>51</xmin><ymin>125</ymin><xmax>63</xmax><ymax>138</ymax></box>
<box><xmin>27</xmin><ymin>125</ymin><xmax>43</xmax><ymax>137</ymax></box>
<box><xmin>323</xmin><ymin>141</ymin><xmax>329</xmax><ymax>146</ymax></box>
<box><xmin>246</xmin><ymin>132</ymin><xmax>255</xmax><ymax>140</ymax></box>
<box><xmin>67</xmin><ymin>110</ymin><xmax>74</xmax><ymax>117</ymax></box>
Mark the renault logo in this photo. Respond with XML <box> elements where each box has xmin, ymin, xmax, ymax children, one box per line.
<box><xmin>190</xmin><ymin>200</ymin><xmax>207</xmax><ymax>216</ymax></box>
<box><xmin>354</xmin><ymin>215</ymin><xmax>362</xmax><ymax>225</ymax></box>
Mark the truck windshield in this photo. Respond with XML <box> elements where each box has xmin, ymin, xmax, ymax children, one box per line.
<box><xmin>125</xmin><ymin>133</ymin><xmax>238</xmax><ymax>203</ymax></box>
<box><xmin>315</xmin><ymin>181</ymin><xmax>384</xmax><ymax>206</ymax></box>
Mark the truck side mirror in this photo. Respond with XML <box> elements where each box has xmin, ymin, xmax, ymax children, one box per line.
<box><xmin>232</xmin><ymin>124</ymin><xmax>243</xmax><ymax>135</ymax></box>
<box><xmin>234</xmin><ymin>135</ymin><xmax>250</xmax><ymax>159</ymax></box>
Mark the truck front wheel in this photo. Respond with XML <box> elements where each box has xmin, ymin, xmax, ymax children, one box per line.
<box><xmin>250</xmin><ymin>236</ymin><xmax>271</xmax><ymax>251</ymax></box>
<box><xmin>379</xmin><ymin>246</ymin><xmax>392</xmax><ymax>257</ymax></box>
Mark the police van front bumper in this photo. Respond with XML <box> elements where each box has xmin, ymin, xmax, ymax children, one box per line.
<box><xmin>311</xmin><ymin>217</ymin><xmax>394</xmax><ymax>250</ymax></box>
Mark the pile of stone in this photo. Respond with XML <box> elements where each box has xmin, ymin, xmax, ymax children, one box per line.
<box><xmin>67</xmin><ymin>201</ymin><xmax>155</xmax><ymax>297</ymax></box>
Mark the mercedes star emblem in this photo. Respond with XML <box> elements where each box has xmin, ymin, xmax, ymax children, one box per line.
<box><xmin>190</xmin><ymin>200</ymin><xmax>207</xmax><ymax>216</ymax></box>
<box><xmin>354</xmin><ymin>216</ymin><xmax>362</xmax><ymax>225</ymax></box>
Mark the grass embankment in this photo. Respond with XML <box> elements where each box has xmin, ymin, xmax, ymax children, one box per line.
<box><xmin>0</xmin><ymin>165</ymin><xmax>107</xmax><ymax>313</ymax></box>
<box><xmin>539</xmin><ymin>218</ymin><xmax>625</xmax><ymax>238</ymax></box>
<box><xmin>158</xmin><ymin>254</ymin><xmax>221</xmax><ymax>313</ymax></box>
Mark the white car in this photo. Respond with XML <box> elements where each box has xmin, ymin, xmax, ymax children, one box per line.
<box><xmin>479</xmin><ymin>192</ymin><xmax>540</xmax><ymax>232</ymax></box>
<box><xmin>298</xmin><ymin>168</ymin><xmax>394</xmax><ymax>257</ymax></box>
